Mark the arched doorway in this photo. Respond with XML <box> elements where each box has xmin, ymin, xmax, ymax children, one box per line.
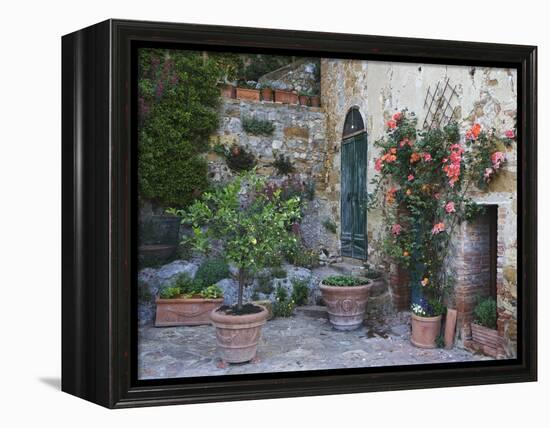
<box><xmin>340</xmin><ymin>107</ymin><xmax>367</xmax><ymax>259</ymax></box>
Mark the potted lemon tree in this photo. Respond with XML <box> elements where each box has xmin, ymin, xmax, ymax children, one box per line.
<box><xmin>170</xmin><ymin>171</ymin><xmax>301</xmax><ymax>365</ymax></box>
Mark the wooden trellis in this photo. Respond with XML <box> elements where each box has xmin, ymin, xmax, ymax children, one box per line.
<box><xmin>422</xmin><ymin>78</ymin><xmax>459</xmax><ymax>129</ymax></box>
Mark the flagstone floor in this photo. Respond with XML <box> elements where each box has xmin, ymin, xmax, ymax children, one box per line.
<box><xmin>138</xmin><ymin>311</ymin><xmax>492</xmax><ymax>380</ymax></box>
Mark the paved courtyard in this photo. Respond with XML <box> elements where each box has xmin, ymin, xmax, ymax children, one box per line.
<box><xmin>138</xmin><ymin>311</ymin><xmax>491</xmax><ymax>379</ymax></box>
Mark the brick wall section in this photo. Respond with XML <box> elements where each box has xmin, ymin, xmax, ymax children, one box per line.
<box><xmin>389</xmin><ymin>263</ymin><xmax>410</xmax><ymax>311</ymax></box>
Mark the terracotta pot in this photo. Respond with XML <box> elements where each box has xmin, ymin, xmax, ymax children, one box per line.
<box><xmin>471</xmin><ymin>323</ymin><xmax>500</xmax><ymax>349</ymax></box>
<box><xmin>410</xmin><ymin>313</ymin><xmax>442</xmax><ymax>348</ymax></box>
<box><xmin>220</xmin><ymin>84</ymin><xmax>236</xmax><ymax>99</ymax></box>
<box><xmin>309</xmin><ymin>95</ymin><xmax>320</xmax><ymax>107</ymax></box>
<box><xmin>210</xmin><ymin>305</ymin><xmax>268</xmax><ymax>363</ymax></box>
<box><xmin>236</xmin><ymin>87</ymin><xmax>260</xmax><ymax>102</ymax></box>
<box><xmin>298</xmin><ymin>95</ymin><xmax>309</xmax><ymax>106</ymax></box>
<box><xmin>155</xmin><ymin>297</ymin><xmax>223</xmax><ymax>327</ymax></box>
<box><xmin>320</xmin><ymin>282</ymin><xmax>370</xmax><ymax>330</ymax></box>
<box><xmin>274</xmin><ymin>89</ymin><xmax>298</xmax><ymax>104</ymax></box>
<box><xmin>260</xmin><ymin>88</ymin><xmax>273</xmax><ymax>101</ymax></box>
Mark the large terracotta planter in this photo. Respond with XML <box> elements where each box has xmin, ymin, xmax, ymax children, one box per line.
<box><xmin>410</xmin><ymin>313</ymin><xmax>442</xmax><ymax>348</ymax></box>
<box><xmin>210</xmin><ymin>305</ymin><xmax>269</xmax><ymax>363</ymax></box>
<box><xmin>155</xmin><ymin>297</ymin><xmax>223</xmax><ymax>327</ymax></box>
<box><xmin>320</xmin><ymin>282</ymin><xmax>370</xmax><ymax>330</ymax></box>
<box><xmin>274</xmin><ymin>89</ymin><xmax>298</xmax><ymax>104</ymax></box>
<box><xmin>471</xmin><ymin>323</ymin><xmax>500</xmax><ymax>349</ymax></box>
<box><xmin>236</xmin><ymin>87</ymin><xmax>260</xmax><ymax>102</ymax></box>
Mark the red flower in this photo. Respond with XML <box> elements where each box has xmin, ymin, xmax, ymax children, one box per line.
<box><xmin>410</xmin><ymin>152</ymin><xmax>421</xmax><ymax>163</ymax></box>
<box><xmin>431</xmin><ymin>222</ymin><xmax>445</xmax><ymax>235</ymax></box>
<box><xmin>399</xmin><ymin>138</ymin><xmax>413</xmax><ymax>148</ymax></box>
<box><xmin>386</xmin><ymin>187</ymin><xmax>397</xmax><ymax>204</ymax></box>
<box><xmin>423</xmin><ymin>153</ymin><xmax>432</xmax><ymax>162</ymax></box>
<box><xmin>505</xmin><ymin>130</ymin><xmax>515</xmax><ymax>139</ymax></box>
<box><xmin>386</xmin><ymin>119</ymin><xmax>397</xmax><ymax>129</ymax></box>
<box><xmin>407</xmin><ymin>174</ymin><xmax>414</xmax><ymax>181</ymax></box>
<box><xmin>392</xmin><ymin>112</ymin><xmax>403</xmax><ymax>121</ymax></box>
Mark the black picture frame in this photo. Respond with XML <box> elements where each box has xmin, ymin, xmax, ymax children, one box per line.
<box><xmin>61</xmin><ymin>19</ymin><xmax>537</xmax><ymax>409</ymax></box>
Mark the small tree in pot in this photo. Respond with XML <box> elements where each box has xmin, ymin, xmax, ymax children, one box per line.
<box><xmin>169</xmin><ymin>171</ymin><xmax>302</xmax><ymax>365</ymax></box>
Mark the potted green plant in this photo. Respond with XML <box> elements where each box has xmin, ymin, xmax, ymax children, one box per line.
<box><xmin>273</xmin><ymin>88</ymin><xmax>298</xmax><ymax>104</ymax></box>
<box><xmin>471</xmin><ymin>297</ymin><xmax>499</xmax><ymax>350</ymax></box>
<box><xmin>155</xmin><ymin>274</ymin><xmax>224</xmax><ymax>326</ymax></box>
<box><xmin>319</xmin><ymin>275</ymin><xmax>370</xmax><ymax>330</ymax></box>
<box><xmin>410</xmin><ymin>301</ymin><xmax>445</xmax><ymax>348</ymax></box>
<box><xmin>298</xmin><ymin>91</ymin><xmax>310</xmax><ymax>106</ymax></box>
<box><xmin>260</xmin><ymin>84</ymin><xmax>274</xmax><ymax>101</ymax></box>
<box><xmin>170</xmin><ymin>171</ymin><xmax>302</xmax><ymax>365</ymax></box>
<box><xmin>235</xmin><ymin>81</ymin><xmax>260</xmax><ymax>102</ymax></box>
<box><xmin>309</xmin><ymin>92</ymin><xmax>320</xmax><ymax>107</ymax></box>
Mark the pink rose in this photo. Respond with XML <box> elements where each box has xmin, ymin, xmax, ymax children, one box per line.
<box><xmin>386</xmin><ymin>119</ymin><xmax>397</xmax><ymax>130</ymax></box>
<box><xmin>392</xmin><ymin>112</ymin><xmax>403</xmax><ymax>121</ymax></box>
<box><xmin>391</xmin><ymin>224</ymin><xmax>402</xmax><ymax>236</ymax></box>
<box><xmin>505</xmin><ymin>130</ymin><xmax>515</xmax><ymax>139</ymax></box>
<box><xmin>445</xmin><ymin>201</ymin><xmax>455</xmax><ymax>214</ymax></box>
<box><xmin>423</xmin><ymin>153</ymin><xmax>432</xmax><ymax>162</ymax></box>
<box><xmin>407</xmin><ymin>174</ymin><xmax>414</xmax><ymax>181</ymax></box>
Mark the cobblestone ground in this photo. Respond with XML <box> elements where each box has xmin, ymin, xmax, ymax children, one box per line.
<box><xmin>138</xmin><ymin>312</ymin><xmax>491</xmax><ymax>379</ymax></box>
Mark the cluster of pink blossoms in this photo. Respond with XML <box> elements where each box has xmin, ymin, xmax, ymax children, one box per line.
<box><xmin>391</xmin><ymin>224</ymin><xmax>402</xmax><ymax>236</ymax></box>
<box><xmin>442</xmin><ymin>143</ymin><xmax>464</xmax><ymax>188</ymax></box>
<box><xmin>484</xmin><ymin>151</ymin><xmax>506</xmax><ymax>181</ymax></box>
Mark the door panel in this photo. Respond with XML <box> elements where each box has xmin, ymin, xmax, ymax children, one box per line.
<box><xmin>340</xmin><ymin>133</ymin><xmax>367</xmax><ymax>260</ymax></box>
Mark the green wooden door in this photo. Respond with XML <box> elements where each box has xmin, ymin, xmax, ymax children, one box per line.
<box><xmin>341</xmin><ymin>133</ymin><xmax>367</xmax><ymax>259</ymax></box>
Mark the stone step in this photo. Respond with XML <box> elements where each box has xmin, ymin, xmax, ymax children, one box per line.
<box><xmin>295</xmin><ymin>305</ymin><xmax>328</xmax><ymax>319</ymax></box>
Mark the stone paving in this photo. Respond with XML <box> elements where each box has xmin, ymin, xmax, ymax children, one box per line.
<box><xmin>138</xmin><ymin>311</ymin><xmax>492</xmax><ymax>379</ymax></box>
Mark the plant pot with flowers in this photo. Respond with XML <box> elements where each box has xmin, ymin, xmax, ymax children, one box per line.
<box><xmin>260</xmin><ymin>84</ymin><xmax>274</xmax><ymax>102</ymax></box>
<box><xmin>367</xmin><ymin>111</ymin><xmax>514</xmax><ymax>349</ymax></box>
<box><xmin>236</xmin><ymin>81</ymin><xmax>260</xmax><ymax>102</ymax></box>
<box><xmin>155</xmin><ymin>274</ymin><xmax>224</xmax><ymax>327</ymax></box>
<box><xmin>169</xmin><ymin>171</ymin><xmax>302</xmax><ymax>365</ymax></box>
<box><xmin>471</xmin><ymin>297</ymin><xmax>500</xmax><ymax>351</ymax></box>
<box><xmin>320</xmin><ymin>275</ymin><xmax>370</xmax><ymax>330</ymax></box>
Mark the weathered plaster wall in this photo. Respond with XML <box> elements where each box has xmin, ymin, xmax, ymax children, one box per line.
<box><xmin>320</xmin><ymin>59</ymin><xmax>518</xmax><ymax>357</ymax></box>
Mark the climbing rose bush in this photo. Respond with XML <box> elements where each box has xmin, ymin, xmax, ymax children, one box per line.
<box><xmin>369</xmin><ymin>111</ymin><xmax>514</xmax><ymax>316</ymax></box>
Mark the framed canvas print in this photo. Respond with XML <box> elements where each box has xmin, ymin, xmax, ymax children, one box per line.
<box><xmin>61</xmin><ymin>19</ymin><xmax>537</xmax><ymax>408</ymax></box>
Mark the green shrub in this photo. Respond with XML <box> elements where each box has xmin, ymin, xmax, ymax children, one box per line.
<box><xmin>322</xmin><ymin>219</ymin><xmax>337</xmax><ymax>234</ymax></box>
<box><xmin>322</xmin><ymin>275</ymin><xmax>368</xmax><ymax>287</ymax></box>
<box><xmin>255</xmin><ymin>272</ymin><xmax>274</xmax><ymax>294</ymax></box>
<box><xmin>284</xmin><ymin>241</ymin><xmax>319</xmax><ymax>269</ymax></box>
<box><xmin>474</xmin><ymin>297</ymin><xmax>497</xmax><ymax>329</ymax></box>
<box><xmin>242</xmin><ymin>116</ymin><xmax>275</xmax><ymax>136</ymax></box>
<box><xmin>195</xmin><ymin>258</ymin><xmax>230</xmax><ymax>287</ymax></box>
<box><xmin>199</xmin><ymin>284</ymin><xmax>224</xmax><ymax>299</ymax></box>
<box><xmin>273</xmin><ymin>286</ymin><xmax>295</xmax><ymax>317</ymax></box>
<box><xmin>138</xmin><ymin>49</ymin><xmax>221</xmax><ymax>209</ymax></box>
<box><xmin>173</xmin><ymin>273</ymin><xmax>202</xmax><ymax>296</ymax></box>
<box><xmin>225</xmin><ymin>145</ymin><xmax>256</xmax><ymax>172</ymax></box>
<box><xmin>270</xmin><ymin>266</ymin><xmax>287</xmax><ymax>279</ymax></box>
<box><xmin>159</xmin><ymin>286</ymin><xmax>181</xmax><ymax>299</ymax></box>
<box><xmin>272</xmin><ymin>154</ymin><xmax>295</xmax><ymax>175</ymax></box>
<box><xmin>291</xmin><ymin>279</ymin><xmax>309</xmax><ymax>306</ymax></box>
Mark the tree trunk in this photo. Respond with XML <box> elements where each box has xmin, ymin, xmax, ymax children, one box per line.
<box><xmin>237</xmin><ymin>268</ymin><xmax>245</xmax><ymax>309</ymax></box>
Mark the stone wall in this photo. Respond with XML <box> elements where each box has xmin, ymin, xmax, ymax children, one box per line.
<box><xmin>320</xmin><ymin>59</ymin><xmax>518</xmax><ymax>357</ymax></box>
<box><xmin>209</xmin><ymin>97</ymin><xmax>339</xmax><ymax>257</ymax></box>
<box><xmin>258</xmin><ymin>58</ymin><xmax>320</xmax><ymax>94</ymax></box>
